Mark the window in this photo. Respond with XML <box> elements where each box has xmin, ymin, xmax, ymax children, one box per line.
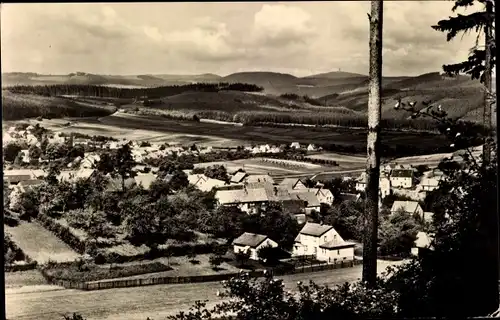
<box><xmin>334</xmin><ymin>235</ymin><xmax>337</xmax><ymax>241</ymax></box>
<box><xmin>314</xmin><ymin>247</ymin><xmax>317</xmax><ymax>254</ymax></box>
<box><xmin>337</xmin><ymin>250</ymin><xmax>340</xmax><ymax>255</ymax></box>
<box><xmin>305</xmin><ymin>246</ymin><xmax>308</xmax><ymax>252</ymax></box>
<box><xmin>323</xmin><ymin>236</ymin><xmax>327</xmax><ymax>242</ymax></box>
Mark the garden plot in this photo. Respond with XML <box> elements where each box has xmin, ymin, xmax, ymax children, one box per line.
<box><xmin>5</xmin><ymin>221</ymin><xmax>81</xmax><ymax>264</ymax></box>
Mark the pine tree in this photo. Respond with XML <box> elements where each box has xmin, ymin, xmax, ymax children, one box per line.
<box><xmin>432</xmin><ymin>0</ymin><xmax>495</xmax><ymax>162</ymax></box>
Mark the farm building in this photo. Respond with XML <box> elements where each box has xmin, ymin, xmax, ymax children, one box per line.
<box><xmin>279</xmin><ymin>178</ymin><xmax>307</xmax><ymax>190</ymax></box>
<box><xmin>232</xmin><ymin>232</ymin><xmax>278</xmax><ymax>261</ymax></box>
<box><xmin>215</xmin><ymin>187</ymin><xmax>269</xmax><ymax>214</ymax></box>
<box><xmin>390</xmin><ymin>169</ymin><xmax>414</xmax><ymax>188</ymax></box>
<box><xmin>391</xmin><ymin>200</ymin><xmax>424</xmax><ymax>217</ymax></box>
<box><xmin>293</xmin><ymin>222</ymin><xmax>355</xmax><ymax>263</ymax></box>
<box><xmin>244</xmin><ymin>174</ymin><xmax>275</xmax><ymax>184</ymax></box>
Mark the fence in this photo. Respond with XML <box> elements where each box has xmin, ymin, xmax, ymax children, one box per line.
<box><xmin>44</xmin><ymin>259</ymin><xmax>360</xmax><ymax>291</ymax></box>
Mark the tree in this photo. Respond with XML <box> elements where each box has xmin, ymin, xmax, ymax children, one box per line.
<box><xmin>167</xmin><ymin>169</ymin><xmax>189</xmax><ymax>191</ymax></box>
<box><xmin>17</xmin><ymin>188</ymin><xmax>40</xmax><ymax>221</ymax></box>
<box><xmin>324</xmin><ymin>200</ymin><xmax>365</xmax><ymax>241</ymax></box>
<box><xmin>363</xmin><ymin>0</ymin><xmax>383</xmax><ymax>287</ymax></box>
<box><xmin>378</xmin><ymin>210</ymin><xmax>419</xmax><ymax>257</ymax></box>
<box><xmin>207</xmin><ymin>206</ymin><xmax>245</xmax><ymax>240</ymax></box>
<box><xmin>3</xmin><ymin>143</ymin><xmax>22</xmax><ymax>162</ymax></box>
<box><xmin>44</xmin><ymin>163</ymin><xmax>61</xmax><ymax>186</ymax></box>
<box><xmin>28</xmin><ymin>144</ymin><xmax>42</xmax><ymax>161</ymax></box>
<box><xmin>113</xmin><ymin>144</ymin><xmax>136</xmax><ymax>192</ymax></box>
<box><xmin>432</xmin><ymin>0</ymin><xmax>495</xmax><ymax>163</ymax></box>
<box><xmin>203</xmin><ymin>165</ymin><xmax>229</xmax><ymax>181</ymax></box>
<box><xmin>209</xmin><ymin>254</ymin><xmax>223</xmax><ymax>271</ymax></box>
<box><xmin>234</xmin><ymin>250</ymin><xmax>250</xmax><ymax>267</ymax></box>
<box><xmin>257</xmin><ymin>245</ymin><xmax>279</xmax><ymax>266</ymax></box>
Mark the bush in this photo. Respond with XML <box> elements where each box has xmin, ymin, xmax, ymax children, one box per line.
<box><xmin>37</xmin><ymin>214</ymin><xmax>86</xmax><ymax>254</ymax></box>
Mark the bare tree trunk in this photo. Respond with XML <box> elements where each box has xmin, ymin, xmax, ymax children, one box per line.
<box><xmin>482</xmin><ymin>0</ymin><xmax>493</xmax><ymax>165</ymax></box>
<box><xmin>362</xmin><ymin>0</ymin><xmax>383</xmax><ymax>287</ymax></box>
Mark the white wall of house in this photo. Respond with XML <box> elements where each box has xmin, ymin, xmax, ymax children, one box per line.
<box><xmin>380</xmin><ymin>178</ymin><xmax>391</xmax><ymax>198</ymax></box>
<box><xmin>316</xmin><ymin>190</ymin><xmax>334</xmax><ymax>204</ymax></box>
<box><xmin>317</xmin><ymin>246</ymin><xmax>355</xmax><ymax>263</ymax></box>
<box><xmin>390</xmin><ymin>177</ymin><xmax>413</xmax><ymax>188</ymax></box>
<box><xmin>355</xmin><ymin>182</ymin><xmax>366</xmax><ymax>192</ymax></box>
<box><xmin>305</xmin><ymin>206</ymin><xmax>321</xmax><ymax>214</ymax></box>
<box><xmin>293</xmin><ymin>228</ymin><xmax>342</xmax><ymax>257</ymax></box>
<box><xmin>233</xmin><ymin>238</ymin><xmax>278</xmax><ymax>260</ymax></box>
<box><xmin>294</xmin><ymin>181</ymin><xmax>307</xmax><ymax>190</ymax></box>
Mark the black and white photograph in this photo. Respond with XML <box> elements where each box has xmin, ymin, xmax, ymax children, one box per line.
<box><xmin>1</xmin><ymin>1</ymin><xmax>498</xmax><ymax>319</ymax></box>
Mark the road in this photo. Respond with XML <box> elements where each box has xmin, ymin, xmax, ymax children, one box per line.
<box><xmin>6</xmin><ymin>260</ymin><xmax>403</xmax><ymax>320</ymax></box>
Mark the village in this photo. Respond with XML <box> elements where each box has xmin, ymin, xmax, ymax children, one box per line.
<box><xmin>3</xmin><ymin>122</ymin><xmax>438</xmax><ymax>293</ymax></box>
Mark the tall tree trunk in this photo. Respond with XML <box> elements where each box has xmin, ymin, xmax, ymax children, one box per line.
<box><xmin>362</xmin><ymin>0</ymin><xmax>383</xmax><ymax>287</ymax></box>
<box><xmin>482</xmin><ymin>0</ymin><xmax>493</xmax><ymax>165</ymax></box>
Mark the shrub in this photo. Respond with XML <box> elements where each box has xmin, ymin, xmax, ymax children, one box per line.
<box><xmin>37</xmin><ymin>214</ymin><xmax>86</xmax><ymax>254</ymax></box>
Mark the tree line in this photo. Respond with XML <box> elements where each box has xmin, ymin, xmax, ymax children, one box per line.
<box><xmin>5</xmin><ymin>82</ymin><xmax>264</xmax><ymax>99</ymax></box>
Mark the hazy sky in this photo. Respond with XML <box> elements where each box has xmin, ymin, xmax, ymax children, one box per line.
<box><xmin>1</xmin><ymin>2</ymin><xmax>485</xmax><ymax>77</ymax></box>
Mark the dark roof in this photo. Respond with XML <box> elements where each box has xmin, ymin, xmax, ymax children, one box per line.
<box><xmin>319</xmin><ymin>241</ymin><xmax>356</xmax><ymax>250</ymax></box>
<box><xmin>232</xmin><ymin>232</ymin><xmax>269</xmax><ymax>248</ymax></box>
<box><xmin>299</xmin><ymin>222</ymin><xmax>333</xmax><ymax>237</ymax></box>
<box><xmin>281</xmin><ymin>199</ymin><xmax>306</xmax><ymax>214</ymax></box>
<box><xmin>106</xmin><ymin>177</ymin><xmax>137</xmax><ymax>192</ymax></box>
<box><xmin>338</xmin><ymin>193</ymin><xmax>360</xmax><ymax>202</ymax></box>
<box><xmin>391</xmin><ymin>169</ymin><xmax>413</xmax><ymax>178</ymax></box>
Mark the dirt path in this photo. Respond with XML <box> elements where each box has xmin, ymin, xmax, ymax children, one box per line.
<box><xmin>6</xmin><ymin>260</ymin><xmax>404</xmax><ymax>320</ymax></box>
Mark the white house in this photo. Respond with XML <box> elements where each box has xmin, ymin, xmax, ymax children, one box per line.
<box><xmin>134</xmin><ymin>173</ymin><xmax>158</xmax><ymax>190</ymax></box>
<box><xmin>307</xmin><ymin>144</ymin><xmax>317</xmax><ymax>151</ymax></box>
<box><xmin>232</xmin><ymin>232</ymin><xmax>278</xmax><ymax>260</ymax></box>
<box><xmin>411</xmin><ymin>231</ymin><xmax>434</xmax><ymax>256</ymax></box>
<box><xmin>355</xmin><ymin>172</ymin><xmax>367</xmax><ymax>192</ymax></box>
<box><xmin>80</xmin><ymin>154</ymin><xmax>100</xmax><ymax>169</ymax></box>
<box><xmin>379</xmin><ymin>176</ymin><xmax>392</xmax><ymax>198</ymax></box>
<box><xmin>290</xmin><ymin>142</ymin><xmax>301</xmax><ymax>149</ymax></box>
<box><xmin>390</xmin><ymin>169</ymin><xmax>414</xmax><ymax>188</ymax></box>
<box><xmin>391</xmin><ymin>200</ymin><xmax>424</xmax><ymax>217</ymax></box>
<box><xmin>293</xmin><ymin>223</ymin><xmax>355</xmax><ymax>263</ymax></box>
<box><xmin>419</xmin><ymin>176</ymin><xmax>441</xmax><ymax>191</ymax></box>
<box><xmin>312</xmin><ymin>188</ymin><xmax>334</xmax><ymax>205</ymax></box>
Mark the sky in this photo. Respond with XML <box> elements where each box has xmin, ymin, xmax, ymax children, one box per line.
<box><xmin>0</xmin><ymin>1</ymin><xmax>487</xmax><ymax>77</ymax></box>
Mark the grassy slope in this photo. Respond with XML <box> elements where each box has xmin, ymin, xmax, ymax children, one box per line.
<box><xmin>2</xmin><ymin>90</ymin><xmax>117</xmax><ymax>120</ymax></box>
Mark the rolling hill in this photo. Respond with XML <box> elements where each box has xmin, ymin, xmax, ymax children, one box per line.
<box><xmin>2</xmin><ymin>70</ymin><xmax>493</xmax><ymax>125</ymax></box>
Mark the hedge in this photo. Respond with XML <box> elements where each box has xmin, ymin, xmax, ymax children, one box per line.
<box><xmin>37</xmin><ymin>214</ymin><xmax>86</xmax><ymax>254</ymax></box>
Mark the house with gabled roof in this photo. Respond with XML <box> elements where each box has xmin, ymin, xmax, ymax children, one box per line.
<box><xmin>279</xmin><ymin>178</ymin><xmax>307</xmax><ymax>190</ymax></box>
<box><xmin>391</xmin><ymin>200</ymin><xmax>424</xmax><ymax>217</ymax></box>
<box><xmin>289</xmin><ymin>191</ymin><xmax>321</xmax><ymax>213</ymax></box>
<box><xmin>390</xmin><ymin>169</ymin><xmax>414</xmax><ymax>188</ymax></box>
<box><xmin>419</xmin><ymin>176</ymin><xmax>441</xmax><ymax>191</ymax></box>
<box><xmin>290</xmin><ymin>142</ymin><xmax>301</xmax><ymax>149</ymax></box>
<box><xmin>215</xmin><ymin>187</ymin><xmax>269</xmax><ymax>214</ymax></box>
<box><xmin>80</xmin><ymin>153</ymin><xmax>100</xmax><ymax>169</ymax></box>
<box><xmin>232</xmin><ymin>232</ymin><xmax>278</xmax><ymax>260</ymax></box>
<box><xmin>187</xmin><ymin>174</ymin><xmax>227</xmax><ymax>192</ymax></box>
<box><xmin>293</xmin><ymin>222</ymin><xmax>355</xmax><ymax>263</ymax></box>
<box><xmin>411</xmin><ymin>231</ymin><xmax>434</xmax><ymax>257</ymax></box>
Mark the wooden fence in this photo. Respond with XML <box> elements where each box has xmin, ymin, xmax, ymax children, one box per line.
<box><xmin>44</xmin><ymin>260</ymin><xmax>360</xmax><ymax>291</ymax></box>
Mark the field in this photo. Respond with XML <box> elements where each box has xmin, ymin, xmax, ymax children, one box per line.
<box><xmin>5</xmin><ymin>221</ymin><xmax>81</xmax><ymax>264</ymax></box>
<box><xmin>2</xmin><ymin>90</ymin><xmax>116</xmax><ymax>121</ymax></box>
<box><xmin>5</xmin><ymin>260</ymin><xmax>404</xmax><ymax>320</ymax></box>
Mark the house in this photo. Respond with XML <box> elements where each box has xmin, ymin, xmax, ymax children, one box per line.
<box><xmin>391</xmin><ymin>200</ymin><xmax>424</xmax><ymax>217</ymax></box>
<box><xmin>244</xmin><ymin>174</ymin><xmax>275</xmax><ymax>185</ymax></box>
<box><xmin>269</xmin><ymin>146</ymin><xmax>282</xmax><ymax>153</ymax></box>
<box><xmin>379</xmin><ymin>176</ymin><xmax>392</xmax><ymax>198</ymax></box>
<box><xmin>290</xmin><ymin>191</ymin><xmax>321</xmax><ymax>214</ymax></box>
<box><xmin>290</xmin><ymin>142</ymin><xmax>301</xmax><ymax>149</ymax></box>
<box><xmin>13</xmin><ymin>179</ymin><xmax>44</xmax><ymax>193</ymax></box>
<box><xmin>411</xmin><ymin>232</ymin><xmax>434</xmax><ymax>256</ymax></box>
<box><xmin>231</xmin><ymin>172</ymin><xmax>248</xmax><ymax>184</ymax></box>
<box><xmin>390</xmin><ymin>169</ymin><xmax>414</xmax><ymax>188</ymax></box>
<box><xmin>134</xmin><ymin>173</ymin><xmax>158</xmax><ymax>190</ymax></box>
<box><xmin>188</xmin><ymin>174</ymin><xmax>227</xmax><ymax>192</ymax></box>
<box><xmin>80</xmin><ymin>154</ymin><xmax>100</xmax><ymax>169</ymax></box>
<box><xmin>422</xmin><ymin>211</ymin><xmax>434</xmax><ymax>223</ymax></box>
<box><xmin>279</xmin><ymin>178</ymin><xmax>307</xmax><ymax>190</ymax></box>
<box><xmin>19</xmin><ymin>149</ymin><xmax>30</xmax><ymax>163</ymax></box>
<box><xmin>215</xmin><ymin>187</ymin><xmax>268</xmax><ymax>214</ymax></box>
<box><xmin>293</xmin><ymin>222</ymin><xmax>355</xmax><ymax>263</ymax></box>
<box><xmin>4</xmin><ymin>169</ymin><xmax>46</xmax><ymax>185</ymax></box>
<box><xmin>106</xmin><ymin>176</ymin><xmax>137</xmax><ymax>192</ymax></box>
<box><xmin>232</xmin><ymin>232</ymin><xmax>278</xmax><ymax>260</ymax></box>
<box><xmin>419</xmin><ymin>176</ymin><xmax>441</xmax><ymax>191</ymax></box>
<box><xmin>383</xmin><ymin>164</ymin><xmax>394</xmax><ymax>174</ymax></box>
<box><xmin>259</xmin><ymin>144</ymin><xmax>271</xmax><ymax>153</ymax></box>
<box><xmin>307</xmin><ymin>144</ymin><xmax>317</xmax><ymax>151</ymax></box>
<box><xmin>355</xmin><ymin>172</ymin><xmax>367</xmax><ymax>192</ymax></box>
<box><xmin>57</xmin><ymin>171</ymin><xmax>77</xmax><ymax>183</ymax></box>
<box><xmin>311</xmin><ymin>188</ymin><xmax>334</xmax><ymax>205</ymax></box>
